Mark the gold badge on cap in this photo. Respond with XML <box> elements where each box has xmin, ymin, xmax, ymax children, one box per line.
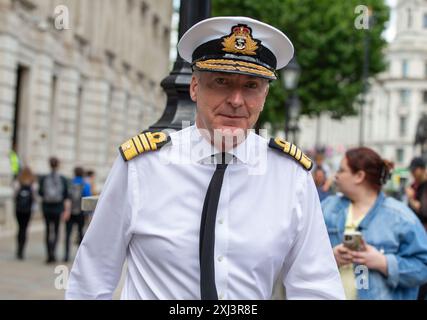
<box><xmin>222</xmin><ymin>24</ymin><xmax>259</xmax><ymax>56</ymax></box>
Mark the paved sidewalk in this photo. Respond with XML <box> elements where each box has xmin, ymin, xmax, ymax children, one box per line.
<box><xmin>0</xmin><ymin>219</ymin><xmax>124</xmax><ymax>300</ymax></box>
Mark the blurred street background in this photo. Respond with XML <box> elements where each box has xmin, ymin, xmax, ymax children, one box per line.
<box><xmin>0</xmin><ymin>216</ymin><xmax>124</xmax><ymax>299</ymax></box>
<box><xmin>1</xmin><ymin>0</ymin><xmax>427</xmax><ymax>299</ymax></box>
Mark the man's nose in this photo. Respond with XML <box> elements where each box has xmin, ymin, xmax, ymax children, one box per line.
<box><xmin>227</xmin><ymin>88</ymin><xmax>244</xmax><ymax>108</ymax></box>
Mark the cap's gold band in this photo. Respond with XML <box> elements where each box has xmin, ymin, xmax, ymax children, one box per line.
<box><xmin>195</xmin><ymin>59</ymin><xmax>276</xmax><ymax>79</ymax></box>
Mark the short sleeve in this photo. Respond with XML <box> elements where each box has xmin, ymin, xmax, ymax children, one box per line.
<box><xmin>282</xmin><ymin>170</ymin><xmax>345</xmax><ymax>300</ymax></box>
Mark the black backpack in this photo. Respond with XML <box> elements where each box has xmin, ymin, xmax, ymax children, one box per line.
<box><xmin>42</xmin><ymin>174</ymin><xmax>64</xmax><ymax>204</ymax></box>
<box><xmin>16</xmin><ymin>185</ymin><xmax>33</xmax><ymax>212</ymax></box>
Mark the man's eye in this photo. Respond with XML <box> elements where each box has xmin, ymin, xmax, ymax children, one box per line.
<box><xmin>245</xmin><ymin>82</ymin><xmax>258</xmax><ymax>89</ymax></box>
<box><xmin>215</xmin><ymin>78</ymin><xmax>227</xmax><ymax>85</ymax></box>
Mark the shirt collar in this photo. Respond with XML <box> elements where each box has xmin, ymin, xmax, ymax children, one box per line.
<box><xmin>190</xmin><ymin>124</ymin><xmax>253</xmax><ymax>165</ymax></box>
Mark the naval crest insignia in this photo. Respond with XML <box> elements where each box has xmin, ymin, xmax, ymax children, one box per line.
<box><xmin>221</xmin><ymin>24</ymin><xmax>259</xmax><ymax>56</ymax></box>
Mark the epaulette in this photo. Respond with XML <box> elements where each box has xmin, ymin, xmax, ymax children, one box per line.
<box><xmin>268</xmin><ymin>137</ymin><xmax>313</xmax><ymax>171</ymax></box>
<box><xmin>119</xmin><ymin>131</ymin><xmax>171</xmax><ymax>162</ymax></box>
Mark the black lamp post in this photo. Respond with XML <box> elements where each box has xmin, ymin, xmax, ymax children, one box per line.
<box><xmin>281</xmin><ymin>57</ymin><xmax>301</xmax><ymax>141</ymax></box>
<box><xmin>149</xmin><ymin>0</ymin><xmax>211</xmax><ymax>131</ymax></box>
<box><xmin>288</xmin><ymin>94</ymin><xmax>301</xmax><ymax>143</ymax></box>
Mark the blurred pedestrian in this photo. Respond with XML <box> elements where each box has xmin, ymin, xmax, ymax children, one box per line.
<box><xmin>313</xmin><ymin>167</ymin><xmax>331</xmax><ymax>201</ymax></box>
<box><xmin>313</xmin><ymin>151</ymin><xmax>333</xmax><ymax>192</ymax></box>
<box><xmin>9</xmin><ymin>143</ymin><xmax>21</xmax><ymax>180</ymax></box>
<box><xmin>84</xmin><ymin>170</ymin><xmax>98</xmax><ymax>196</ymax></box>
<box><xmin>14</xmin><ymin>166</ymin><xmax>36</xmax><ymax>260</ymax></box>
<box><xmin>406</xmin><ymin>157</ymin><xmax>427</xmax><ymax>300</ymax></box>
<box><xmin>63</xmin><ymin>167</ymin><xmax>91</xmax><ymax>262</ymax></box>
<box><xmin>83</xmin><ymin>169</ymin><xmax>97</xmax><ymax>227</ymax></box>
<box><xmin>39</xmin><ymin>157</ymin><xmax>70</xmax><ymax>263</ymax></box>
<box><xmin>322</xmin><ymin>147</ymin><xmax>427</xmax><ymax>299</ymax></box>
<box><xmin>406</xmin><ymin>157</ymin><xmax>427</xmax><ymax>229</ymax></box>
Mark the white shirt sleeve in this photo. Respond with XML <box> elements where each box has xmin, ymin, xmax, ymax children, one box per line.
<box><xmin>282</xmin><ymin>170</ymin><xmax>345</xmax><ymax>300</ymax></box>
<box><xmin>65</xmin><ymin>156</ymin><xmax>134</xmax><ymax>299</ymax></box>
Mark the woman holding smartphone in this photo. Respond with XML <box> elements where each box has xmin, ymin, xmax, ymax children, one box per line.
<box><xmin>322</xmin><ymin>147</ymin><xmax>427</xmax><ymax>300</ymax></box>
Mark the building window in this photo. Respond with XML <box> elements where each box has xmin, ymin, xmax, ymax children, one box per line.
<box><xmin>424</xmin><ymin>13</ymin><xmax>427</xmax><ymax>28</ymax></box>
<box><xmin>396</xmin><ymin>148</ymin><xmax>404</xmax><ymax>163</ymax></box>
<box><xmin>141</xmin><ymin>2</ymin><xmax>149</xmax><ymax>18</ymax></box>
<box><xmin>105</xmin><ymin>51</ymin><xmax>115</xmax><ymax>68</ymax></box>
<box><xmin>399</xmin><ymin>116</ymin><xmax>407</xmax><ymax>136</ymax></box>
<box><xmin>384</xmin><ymin>60</ymin><xmax>390</xmax><ymax>73</ymax></box>
<box><xmin>425</xmin><ymin>62</ymin><xmax>427</xmax><ymax>78</ymax></box>
<box><xmin>152</xmin><ymin>14</ymin><xmax>160</xmax><ymax>33</ymax></box>
<box><xmin>163</xmin><ymin>26</ymin><xmax>170</xmax><ymax>40</ymax></box>
<box><xmin>402</xmin><ymin>60</ymin><xmax>409</xmax><ymax>77</ymax></box>
<box><xmin>123</xmin><ymin>62</ymin><xmax>131</xmax><ymax>75</ymax></box>
<box><xmin>127</xmin><ymin>0</ymin><xmax>135</xmax><ymax>13</ymax></box>
<box><xmin>400</xmin><ymin>89</ymin><xmax>410</xmax><ymax>105</ymax></box>
<box><xmin>407</xmin><ymin>8</ymin><xmax>413</xmax><ymax>28</ymax></box>
<box><xmin>423</xmin><ymin>90</ymin><xmax>427</xmax><ymax>104</ymax></box>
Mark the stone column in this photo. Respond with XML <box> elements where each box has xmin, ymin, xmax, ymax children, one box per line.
<box><xmin>0</xmin><ymin>34</ymin><xmax>18</xmax><ymax>185</ymax></box>
<box><xmin>0</xmin><ymin>33</ymin><xmax>17</xmax><ymax>232</ymax></box>
<box><xmin>76</xmin><ymin>78</ymin><xmax>110</xmax><ymax>177</ymax></box>
<box><xmin>52</xmin><ymin>67</ymin><xmax>80</xmax><ymax>175</ymax></box>
<box><xmin>29</xmin><ymin>53</ymin><xmax>54</xmax><ymax>174</ymax></box>
<box><xmin>126</xmin><ymin>93</ymin><xmax>143</xmax><ymax>138</ymax></box>
<box><xmin>107</xmin><ymin>88</ymin><xmax>127</xmax><ymax>164</ymax></box>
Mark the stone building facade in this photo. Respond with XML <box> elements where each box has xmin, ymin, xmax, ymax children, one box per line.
<box><xmin>0</xmin><ymin>0</ymin><xmax>173</xmax><ymax>231</ymax></box>
<box><xmin>298</xmin><ymin>0</ymin><xmax>427</xmax><ymax>169</ymax></box>
<box><xmin>364</xmin><ymin>0</ymin><xmax>427</xmax><ymax>166</ymax></box>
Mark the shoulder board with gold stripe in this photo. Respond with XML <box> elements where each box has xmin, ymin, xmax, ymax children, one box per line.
<box><xmin>119</xmin><ymin>131</ymin><xmax>171</xmax><ymax>162</ymax></box>
<box><xmin>268</xmin><ymin>137</ymin><xmax>313</xmax><ymax>171</ymax></box>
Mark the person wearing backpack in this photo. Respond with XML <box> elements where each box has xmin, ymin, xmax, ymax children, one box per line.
<box><xmin>63</xmin><ymin>167</ymin><xmax>91</xmax><ymax>262</ymax></box>
<box><xmin>14</xmin><ymin>166</ymin><xmax>36</xmax><ymax>260</ymax></box>
<box><xmin>39</xmin><ymin>157</ymin><xmax>70</xmax><ymax>263</ymax></box>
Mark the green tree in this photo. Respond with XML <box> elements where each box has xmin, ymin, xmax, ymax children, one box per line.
<box><xmin>212</xmin><ymin>0</ymin><xmax>389</xmax><ymax>132</ymax></box>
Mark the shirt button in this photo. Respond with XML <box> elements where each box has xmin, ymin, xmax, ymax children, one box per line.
<box><xmin>218</xmin><ymin>256</ymin><xmax>224</xmax><ymax>262</ymax></box>
<box><xmin>218</xmin><ymin>219</ymin><xmax>224</xmax><ymax>225</ymax></box>
<box><xmin>219</xmin><ymin>293</ymin><xmax>224</xmax><ymax>300</ymax></box>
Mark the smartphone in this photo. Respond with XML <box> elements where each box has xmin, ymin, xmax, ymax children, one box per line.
<box><xmin>343</xmin><ymin>231</ymin><xmax>363</xmax><ymax>251</ymax></box>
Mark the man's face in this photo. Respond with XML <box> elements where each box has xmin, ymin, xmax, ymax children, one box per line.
<box><xmin>411</xmin><ymin>167</ymin><xmax>426</xmax><ymax>183</ymax></box>
<box><xmin>313</xmin><ymin>169</ymin><xmax>326</xmax><ymax>187</ymax></box>
<box><xmin>315</xmin><ymin>154</ymin><xmax>325</xmax><ymax>165</ymax></box>
<box><xmin>190</xmin><ymin>71</ymin><xmax>269</xmax><ymax>139</ymax></box>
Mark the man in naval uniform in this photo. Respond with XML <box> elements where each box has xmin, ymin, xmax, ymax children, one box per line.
<box><xmin>66</xmin><ymin>16</ymin><xmax>345</xmax><ymax>300</ymax></box>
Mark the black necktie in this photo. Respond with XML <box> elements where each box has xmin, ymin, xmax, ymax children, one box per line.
<box><xmin>199</xmin><ymin>153</ymin><xmax>232</xmax><ymax>300</ymax></box>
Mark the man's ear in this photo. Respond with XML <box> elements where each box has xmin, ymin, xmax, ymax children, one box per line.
<box><xmin>265</xmin><ymin>82</ymin><xmax>270</xmax><ymax>97</ymax></box>
<box><xmin>260</xmin><ymin>82</ymin><xmax>270</xmax><ymax>111</ymax></box>
<box><xmin>190</xmin><ymin>75</ymin><xmax>198</xmax><ymax>102</ymax></box>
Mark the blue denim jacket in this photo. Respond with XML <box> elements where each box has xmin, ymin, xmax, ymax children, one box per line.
<box><xmin>321</xmin><ymin>192</ymin><xmax>427</xmax><ymax>300</ymax></box>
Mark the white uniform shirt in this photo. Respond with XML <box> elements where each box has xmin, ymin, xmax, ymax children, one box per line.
<box><xmin>66</xmin><ymin>125</ymin><xmax>345</xmax><ymax>300</ymax></box>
